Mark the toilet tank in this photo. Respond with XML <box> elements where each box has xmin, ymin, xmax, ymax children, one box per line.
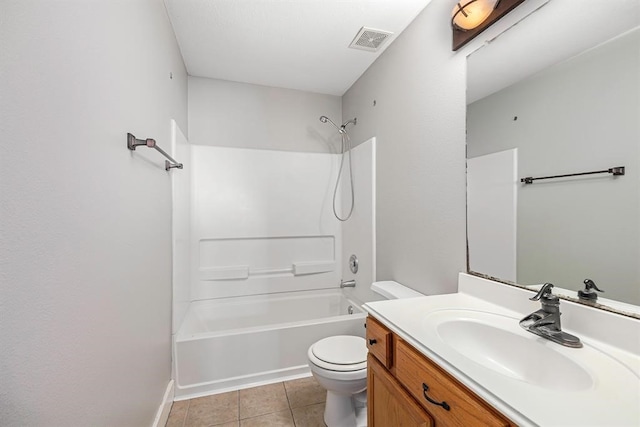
<box><xmin>371</xmin><ymin>281</ymin><xmax>423</xmax><ymax>299</ymax></box>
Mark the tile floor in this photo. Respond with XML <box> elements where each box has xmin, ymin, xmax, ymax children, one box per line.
<box><xmin>166</xmin><ymin>376</ymin><xmax>327</xmax><ymax>427</ymax></box>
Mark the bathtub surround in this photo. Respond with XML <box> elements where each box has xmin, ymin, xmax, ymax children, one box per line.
<box><xmin>189</xmin><ymin>146</ymin><xmax>343</xmax><ymax>300</ymax></box>
<box><xmin>0</xmin><ymin>0</ymin><xmax>187</xmax><ymax>425</ymax></box>
<box><xmin>340</xmin><ymin>138</ymin><xmax>379</xmax><ymax>304</ymax></box>
<box><xmin>171</xmin><ymin>121</ymin><xmax>192</xmax><ymax>334</ymax></box>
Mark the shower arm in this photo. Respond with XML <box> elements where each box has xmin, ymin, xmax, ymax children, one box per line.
<box><xmin>341</xmin><ymin>118</ymin><xmax>357</xmax><ymax>131</ymax></box>
<box><xmin>319</xmin><ymin>116</ymin><xmax>357</xmax><ymax>134</ymax></box>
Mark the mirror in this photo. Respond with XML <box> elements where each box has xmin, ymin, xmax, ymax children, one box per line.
<box><xmin>466</xmin><ymin>1</ymin><xmax>640</xmax><ymax>317</ymax></box>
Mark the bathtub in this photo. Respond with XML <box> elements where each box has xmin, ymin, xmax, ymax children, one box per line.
<box><xmin>173</xmin><ymin>289</ymin><xmax>367</xmax><ymax>399</ymax></box>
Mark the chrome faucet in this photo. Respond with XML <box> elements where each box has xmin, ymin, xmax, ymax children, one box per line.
<box><xmin>340</xmin><ymin>279</ymin><xmax>356</xmax><ymax>288</ymax></box>
<box><xmin>519</xmin><ymin>283</ymin><xmax>582</xmax><ymax>348</ymax></box>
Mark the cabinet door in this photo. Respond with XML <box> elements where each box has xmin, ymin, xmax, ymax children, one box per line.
<box><xmin>394</xmin><ymin>339</ymin><xmax>511</xmax><ymax>427</ymax></box>
<box><xmin>368</xmin><ymin>355</ymin><xmax>433</xmax><ymax>427</ymax></box>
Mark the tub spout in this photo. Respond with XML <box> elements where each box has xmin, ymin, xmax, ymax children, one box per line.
<box><xmin>341</xmin><ymin>279</ymin><xmax>356</xmax><ymax>288</ymax></box>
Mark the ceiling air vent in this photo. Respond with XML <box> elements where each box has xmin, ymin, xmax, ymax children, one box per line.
<box><xmin>349</xmin><ymin>27</ymin><xmax>394</xmax><ymax>52</ymax></box>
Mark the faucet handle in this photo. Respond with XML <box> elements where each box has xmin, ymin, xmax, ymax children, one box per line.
<box><xmin>530</xmin><ymin>283</ymin><xmax>558</xmax><ymax>302</ymax></box>
<box><xmin>578</xmin><ymin>279</ymin><xmax>604</xmax><ymax>301</ymax></box>
<box><xmin>583</xmin><ymin>279</ymin><xmax>603</xmax><ymax>293</ymax></box>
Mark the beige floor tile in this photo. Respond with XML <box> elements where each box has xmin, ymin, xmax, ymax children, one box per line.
<box><xmin>214</xmin><ymin>422</ymin><xmax>240</xmax><ymax>427</ymax></box>
<box><xmin>240</xmin><ymin>410</ymin><xmax>295</xmax><ymax>427</ymax></box>
<box><xmin>184</xmin><ymin>391</ymin><xmax>239</xmax><ymax>427</ymax></box>
<box><xmin>166</xmin><ymin>400</ymin><xmax>189</xmax><ymax>427</ymax></box>
<box><xmin>283</xmin><ymin>376</ymin><xmax>326</xmax><ymax>409</ymax></box>
<box><xmin>291</xmin><ymin>403</ymin><xmax>326</xmax><ymax>427</ymax></box>
<box><xmin>239</xmin><ymin>383</ymin><xmax>289</xmax><ymax>419</ymax></box>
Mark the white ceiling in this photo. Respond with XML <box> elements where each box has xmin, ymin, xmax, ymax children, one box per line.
<box><xmin>467</xmin><ymin>0</ymin><xmax>640</xmax><ymax>103</ymax></box>
<box><xmin>164</xmin><ymin>0</ymin><xmax>431</xmax><ymax>96</ymax></box>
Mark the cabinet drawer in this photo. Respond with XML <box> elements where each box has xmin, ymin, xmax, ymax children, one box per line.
<box><xmin>366</xmin><ymin>316</ymin><xmax>392</xmax><ymax>368</ymax></box>
<box><xmin>395</xmin><ymin>338</ymin><xmax>510</xmax><ymax>427</ymax></box>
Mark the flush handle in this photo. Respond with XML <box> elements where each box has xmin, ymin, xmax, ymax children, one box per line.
<box><xmin>368</xmin><ymin>339</ymin><xmax>377</xmax><ymax>345</ymax></box>
<box><xmin>422</xmin><ymin>383</ymin><xmax>450</xmax><ymax>411</ymax></box>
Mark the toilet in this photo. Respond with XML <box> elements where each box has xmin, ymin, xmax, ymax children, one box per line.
<box><xmin>307</xmin><ymin>281</ymin><xmax>423</xmax><ymax>427</ymax></box>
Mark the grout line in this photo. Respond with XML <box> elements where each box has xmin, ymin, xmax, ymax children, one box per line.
<box><xmin>282</xmin><ymin>381</ymin><xmax>293</xmax><ymax>410</ymax></box>
<box><xmin>236</xmin><ymin>409</ymin><xmax>295</xmax><ymax>424</ymax></box>
<box><xmin>283</xmin><ymin>381</ymin><xmax>298</xmax><ymax>427</ymax></box>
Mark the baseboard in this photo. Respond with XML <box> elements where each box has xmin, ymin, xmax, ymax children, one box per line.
<box><xmin>152</xmin><ymin>380</ymin><xmax>174</xmax><ymax>427</ymax></box>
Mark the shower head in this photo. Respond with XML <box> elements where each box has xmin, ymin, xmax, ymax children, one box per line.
<box><xmin>319</xmin><ymin>115</ymin><xmax>342</xmax><ymax>132</ymax></box>
<box><xmin>319</xmin><ymin>115</ymin><xmax>357</xmax><ymax>134</ymax></box>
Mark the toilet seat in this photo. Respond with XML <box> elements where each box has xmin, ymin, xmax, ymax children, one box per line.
<box><xmin>308</xmin><ymin>336</ymin><xmax>367</xmax><ymax>372</ymax></box>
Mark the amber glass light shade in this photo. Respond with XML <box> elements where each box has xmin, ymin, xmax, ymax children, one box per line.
<box><xmin>452</xmin><ymin>0</ymin><xmax>500</xmax><ymax>31</ymax></box>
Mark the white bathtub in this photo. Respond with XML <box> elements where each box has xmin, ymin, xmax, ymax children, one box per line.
<box><xmin>173</xmin><ymin>289</ymin><xmax>367</xmax><ymax>399</ymax></box>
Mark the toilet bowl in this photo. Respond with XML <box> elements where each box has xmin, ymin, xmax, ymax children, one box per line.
<box><xmin>307</xmin><ymin>280</ymin><xmax>424</xmax><ymax>427</ymax></box>
<box><xmin>308</xmin><ymin>335</ymin><xmax>368</xmax><ymax>427</ymax></box>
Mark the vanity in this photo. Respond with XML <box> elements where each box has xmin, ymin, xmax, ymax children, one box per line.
<box><xmin>363</xmin><ymin>274</ymin><xmax>640</xmax><ymax>427</ymax></box>
<box><xmin>366</xmin><ymin>315</ymin><xmax>513</xmax><ymax>426</ymax></box>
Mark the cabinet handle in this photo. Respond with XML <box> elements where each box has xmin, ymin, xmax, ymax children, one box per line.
<box><xmin>368</xmin><ymin>339</ymin><xmax>377</xmax><ymax>345</ymax></box>
<box><xmin>422</xmin><ymin>383</ymin><xmax>450</xmax><ymax>411</ymax></box>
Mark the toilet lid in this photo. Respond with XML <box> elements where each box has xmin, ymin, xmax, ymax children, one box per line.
<box><xmin>311</xmin><ymin>336</ymin><xmax>367</xmax><ymax>365</ymax></box>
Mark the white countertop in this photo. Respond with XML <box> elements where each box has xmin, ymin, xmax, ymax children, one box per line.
<box><xmin>363</xmin><ymin>274</ymin><xmax>640</xmax><ymax>427</ymax></box>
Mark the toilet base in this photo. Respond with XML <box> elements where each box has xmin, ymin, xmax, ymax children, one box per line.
<box><xmin>355</xmin><ymin>406</ymin><xmax>367</xmax><ymax>427</ymax></box>
<box><xmin>324</xmin><ymin>391</ymin><xmax>367</xmax><ymax>427</ymax></box>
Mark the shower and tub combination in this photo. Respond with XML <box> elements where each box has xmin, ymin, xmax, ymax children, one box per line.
<box><xmin>170</xmin><ymin>117</ymin><xmax>376</xmax><ymax>400</ymax></box>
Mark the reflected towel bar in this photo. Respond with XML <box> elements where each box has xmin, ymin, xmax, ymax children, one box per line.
<box><xmin>521</xmin><ymin>166</ymin><xmax>624</xmax><ymax>184</ymax></box>
<box><xmin>127</xmin><ymin>133</ymin><xmax>183</xmax><ymax>171</ymax></box>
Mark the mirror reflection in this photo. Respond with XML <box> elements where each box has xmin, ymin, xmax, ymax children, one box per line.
<box><xmin>466</xmin><ymin>24</ymin><xmax>639</xmax><ymax>313</ymax></box>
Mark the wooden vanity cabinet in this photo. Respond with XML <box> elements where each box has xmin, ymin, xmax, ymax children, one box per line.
<box><xmin>366</xmin><ymin>316</ymin><xmax>514</xmax><ymax>427</ymax></box>
<box><xmin>368</xmin><ymin>354</ymin><xmax>434</xmax><ymax>427</ymax></box>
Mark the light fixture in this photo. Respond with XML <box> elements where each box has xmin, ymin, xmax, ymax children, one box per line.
<box><xmin>451</xmin><ymin>0</ymin><xmax>500</xmax><ymax>31</ymax></box>
<box><xmin>451</xmin><ymin>0</ymin><xmax>525</xmax><ymax>51</ymax></box>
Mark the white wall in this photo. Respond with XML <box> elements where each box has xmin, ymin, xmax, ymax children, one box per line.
<box><xmin>342</xmin><ymin>0</ymin><xmax>467</xmax><ymax>296</ymax></box>
<box><xmin>467</xmin><ymin>29</ymin><xmax>640</xmax><ymax>304</ymax></box>
<box><xmin>0</xmin><ymin>1</ymin><xmax>187</xmax><ymax>425</ymax></box>
<box><xmin>188</xmin><ymin>76</ymin><xmax>342</xmax><ymax>153</ymax></box>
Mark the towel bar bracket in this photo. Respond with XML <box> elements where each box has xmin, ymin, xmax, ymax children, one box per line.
<box><xmin>165</xmin><ymin>160</ymin><xmax>183</xmax><ymax>171</ymax></box>
<box><xmin>127</xmin><ymin>132</ymin><xmax>183</xmax><ymax>171</ymax></box>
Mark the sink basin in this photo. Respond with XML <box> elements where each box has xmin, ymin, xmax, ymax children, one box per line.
<box><xmin>424</xmin><ymin>310</ymin><xmax>594</xmax><ymax>391</ymax></box>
